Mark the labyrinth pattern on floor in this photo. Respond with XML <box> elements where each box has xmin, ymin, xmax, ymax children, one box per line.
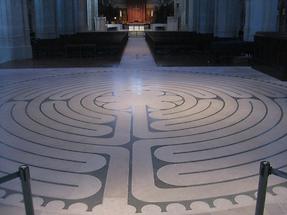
<box><xmin>0</xmin><ymin>68</ymin><xmax>287</xmax><ymax>215</ymax></box>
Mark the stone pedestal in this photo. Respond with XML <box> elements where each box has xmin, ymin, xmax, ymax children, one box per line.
<box><xmin>95</xmin><ymin>17</ymin><xmax>107</xmax><ymax>31</ymax></box>
<box><xmin>151</xmin><ymin>24</ymin><xmax>167</xmax><ymax>31</ymax></box>
<box><xmin>214</xmin><ymin>0</ymin><xmax>242</xmax><ymax>38</ymax></box>
<box><xmin>244</xmin><ymin>0</ymin><xmax>278</xmax><ymax>41</ymax></box>
<box><xmin>174</xmin><ymin>0</ymin><xmax>178</xmax><ymax>17</ymax></box>
<box><xmin>87</xmin><ymin>0</ymin><xmax>98</xmax><ymax>31</ymax></box>
<box><xmin>107</xmin><ymin>24</ymin><xmax>123</xmax><ymax>31</ymax></box>
<box><xmin>34</xmin><ymin>0</ymin><xmax>57</xmax><ymax>38</ymax></box>
<box><xmin>173</xmin><ymin>0</ymin><xmax>187</xmax><ymax>31</ymax></box>
<box><xmin>167</xmin><ymin>17</ymin><xmax>178</xmax><ymax>31</ymax></box>
<box><xmin>0</xmin><ymin>0</ymin><xmax>32</xmax><ymax>63</ymax></box>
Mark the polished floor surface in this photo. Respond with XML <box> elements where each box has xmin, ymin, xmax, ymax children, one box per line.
<box><xmin>0</xmin><ymin>38</ymin><xmax>287</xmax><ymax>215</ymax></box>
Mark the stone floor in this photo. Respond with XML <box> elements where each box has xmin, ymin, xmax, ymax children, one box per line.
<box><xmin>120</xmin><ymin>37</ymin><xmax>156</xmax><ymax>68</ymax></box>
<box><xmin>0</xmin><ymin>38</ymin><xmax>287</xmax><ymax>215</ymax></box>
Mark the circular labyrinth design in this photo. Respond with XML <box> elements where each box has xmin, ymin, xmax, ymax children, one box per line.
<box><xmin>0</xmin><ymin>70</ymin><xmax>287</xmax><ymax>214</ymax></box>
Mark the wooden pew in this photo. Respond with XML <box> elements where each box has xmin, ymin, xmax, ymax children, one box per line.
<box><xmin>254</xmin><ymin>32</ymin><xmax>287</xmax><ymax>80</ymax></box>
<box><xmin>145</xmin><ymin>31</ymin><xmax>213</xmax><ymax>55</ymax></box>
<box><xmin>32</xmin><ymin>32</ymin><xmax>128</xmax><ymax>58</ymax></box>
<box><xmin>63</xmin><ymin>32</ymin><xmax>128</xmax><ymax>56</ymax></box>
<box><xmin>209</xmin><ymin>39</ymin><xmax>254</xmax><ymax>63</ymax></box>
<box><xmin>31</xmin><ymin>38</ymin><xmax>65</xmax><ymax>58</ymax></box>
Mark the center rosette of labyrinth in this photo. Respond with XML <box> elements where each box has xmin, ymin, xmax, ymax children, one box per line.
<box><xmin>96</xmin><ymin>88</ymin><xmax>184</xmax><ymax>110</ymax></box>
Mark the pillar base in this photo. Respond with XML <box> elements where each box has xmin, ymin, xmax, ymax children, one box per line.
<box><xmin>0</xmin><ymin>45</ymin><xmax>32</xmax><ymax>64</ymax></box>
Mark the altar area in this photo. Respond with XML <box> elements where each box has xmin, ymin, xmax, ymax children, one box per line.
<box><xmin>95</xmin><ymin>0</ymin><xmax>175</xmax><ymax>33</ymax></box>
<box><xmin>127</xmin><ymin>23</ymin><xmax>149</xmax><ymax>32</ymax></box>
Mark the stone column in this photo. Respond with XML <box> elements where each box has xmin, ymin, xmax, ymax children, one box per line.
<box><xmin>173</xmin><ymin>0</ymin><xmax>187</xmax><ymax>31</ymax></box>
<box><xmin>174</xmin><ymin>0</ymin><xmax>178</xmax><ymax>17</ymax></box>
<box><xmin>87</xmin><ymin>0</ymin><xmax>98</xmax><ymax>31</ymax></box>
<box><xmin>0</xmin><ymin>0</ymin><xmax>32</xmax><ymax>63</ymax></box>
<box><xmin>56</xmin><ymin>0</ymin><xmax>77</xmax><ymax>35</ymax></box>
<box><xmin>191</xmin><ymin>0</ymin><xmax>215</xmax><ymax>33</ymax></box>
<box><xmin>244</xmin><ymin>0</ymin><xmax>278</xmax><ymax>41</ymax></box>
<box><xmin>178</xmin><ymin>0</ymin><xmax>187</xmax><ymax>30</ymax></box>
<box><xmin>182</xmin><ymin>0</ymin><xmax>188</xmax><ymax>30</ymax></box>
<box><xmin>34</xmin><ymin>0</ymin><xmax>58</xmax><ymax>39</ymax></box>
<box><xmin>214</xmin><ymin>0</ymin><xmax>242</xmax><ymax>38</ymax></box>
<box><xmin>187</xmin><ymin>0</ymin><xmax>197</xmax><ymax>31</ymax></box>
<box><xmin>74</xmin><ymin>0</ymin><xmax>88</xmax><ymax>32</ymax></box>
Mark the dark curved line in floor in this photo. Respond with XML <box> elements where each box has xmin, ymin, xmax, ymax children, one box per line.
<box><xmin>156</xmin><ymin>106</ymin><xmax>282</xmax><ymax>151</ymax></box>
<box><xmin>0</xmin><ymin>155</ymin><xmax>94</xmax><ymax>174</ymax></box>
<box><xmin>9</xmin><ymin>104</ymin><xmax>110</xmax><ymax>146</ymax></box>
<box><xmin>0</xmin><ymin>141</ymin><xmax>86</xmax><ymax>163</ymax></box>
<box><xmin>80</xmin><ymin>91</ymin><xmax>118</xmax><ymax>117</ymax></box>
<box><xmin>148</xmin><ymin>99</ymin><xmax>256</xmax><ymax>137</ymax></box>
<box><xmin>0</xmin><ymin>170</ymin><xmax>79</xmax><ymax>187</ymax></box>
<box><xmin>164</xmin><ymin>98</ymin><xmax>228</xmax><ymax>127</ymax></box>
<box><xmin>67</xmin><ymin>100</ymin><xmax>103</xmax><ymax>120</ymax></box>
<box><xmin>159</xmin><ymin>100</ymin><xmax>211</xmax><ymax>122</ymax></box>
<box><xmin>170</xmin><ymin>97</ymin><xmax>282</xmax><ymax>151</ymax></box>
<box><xmin>157</xmin><ymin>164</ymin><xmax>287</xmax><ymax>188</ymax></box>
<box><xmin>164</xmin><ymin>130</ymin><xmax>286</xmax><ymax>164</ymax></box>
<box><xmin>178</xmin><ymin>147</ymin><xmax>287</xmax><ymax>175</ymax></box>
<box><xmin>54</xmin><ymin>102</ymin><xmax>105</xmax><ymax>125</ymax></box>
<box><xmin>40</xmin><ymin>102</ymin><xmax>101</xmax><ymax>132</ymax></box>
<box><xmin>23</xmin><ymin>103</ymin><xmax>111</xmax><ymax>138</ymax></box>
<box><xmin>160</xmin><ymin>87</ymin><xmax>211</xmax><ymax>116</ymax></box>
<box><xmin>145</xmin><ymin>99</ymin><xmax>271</xmax><ymax>141</ymax></box>
<box><xmin>0</xmin><ymin>123</ymin><xmax>109</xmax><ymax>154</ymax></box>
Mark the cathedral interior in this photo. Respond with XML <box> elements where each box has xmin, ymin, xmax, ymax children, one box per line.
<box><xmin>0</xmin><ymin>1</ymin><xmax>287</xmax><ymax>215</ymax></box>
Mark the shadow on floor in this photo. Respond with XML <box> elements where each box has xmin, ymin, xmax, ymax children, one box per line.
<box><xmin>252</xmin><ymin>64</ymin><xmax>287</xmax><ymax>81</ymax></box>
<box><xmin>0</xmin><ymin>56</ymin><xmax>122</xmax><ymax>69</ymax></box>
<box><xmin>154</xmin><ymin>52</ymin><xmax>253</xmax><ymax>67</ymax></box>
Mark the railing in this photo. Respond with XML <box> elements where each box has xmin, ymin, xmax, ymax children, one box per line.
<box><xmin>0</xmin><ymin>165</ymin><xmax>34</xmax><ymax>215</ymax></box>
<box><xmin>255</xmin><ymin>161</ymin><xmax>287</xmax><ymax>215</ymax></box>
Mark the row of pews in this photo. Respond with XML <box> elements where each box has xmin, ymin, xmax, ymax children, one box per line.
<box><xmin>32</xmin><ymin>32</ymin><xmax>128</xmax><ymax>58</ymax></box>
<box><xmin>145</xmin><ymin>31</ymin><xmax>213</xmax><ymax>54</ymax></box>
<box><xmin>209</xmin><ymin>39</ymin><xmax>253</xmax><ymax>63</ymax></box>
<box><xmin>145</xmin><ymin>31</ymin><xmax>287</xmax><ymax>80</ymax></box>
<box><xmin>145</xmin><ymin>31</ymin><xmax>254</xmax><ymax>64</ymax></box>
<box><xmin>254</xmin><ymin>32</ymin><xmax>287</xmax><ymax>80</ymax></box>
